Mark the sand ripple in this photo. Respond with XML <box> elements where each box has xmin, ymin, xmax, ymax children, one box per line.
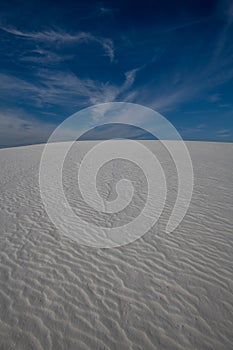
<box><xmin>0</xmin><ymin>141</ymin><xmax>233</xmax><ymax>349</ymax></box>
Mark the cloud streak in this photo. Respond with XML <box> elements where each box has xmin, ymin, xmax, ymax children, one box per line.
<box><xmin>0</xmin><ymin>111</ymin><xmax>56</xmax><ymax>147</ymax></box>
<box><xmin>0</xmin><ymin>26</ymin><xmax>115</xmax><ymax>61</ymax></box>
<box><xmin>0</xmin><ymin>64</ymin><xmax>139</xmax><ymax>112</ymax></box>
<box><xmin>0</xmin><ymin>1</ymin><xmax>233</xmax><ymax>146</ymax></box>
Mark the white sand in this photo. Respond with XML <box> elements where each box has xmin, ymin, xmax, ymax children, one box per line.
<box><xmin>0</xmin><ymin>141</ymin><xmax>233</xmax><ymax>349</ymax></box>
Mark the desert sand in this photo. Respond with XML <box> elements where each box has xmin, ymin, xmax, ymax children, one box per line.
<box><xmin>0</xmin><ymin>141</ymin><xmax>233</xmax><ymax>349</ymax></box>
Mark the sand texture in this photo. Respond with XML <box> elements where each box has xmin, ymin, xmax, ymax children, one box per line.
<box><xmin>0</xmin><ymin>141</ymin><xmax>233</xmax><ymax>349</ymax></box>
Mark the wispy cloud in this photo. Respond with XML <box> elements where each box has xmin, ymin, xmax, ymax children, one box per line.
<box><xmin>216</xmin><ymin>128</ymin><xmax>231</xmax><ymax>138</ymax></box>
<box><xmin>0</xmin><ymin>26</ymin><xmax>115</xmax><ymax>61</ymax></box>
<box><xmin>36</xmin><ymin>67</ymin><xmax>139</xmax><ymax>105</ymax></box>
<box><xmin>179</xmin><ymin>124</ymin><xmax>206</xmax><ymax>135</ymax></box>
<box><xmin>131</xmin><ymin>32</ymin><xmax>233</xmax><ymax>112</ymax></box>
<box><xmin>0</xmin><ymin>64</ymin><xmax>139</xmax><ymax>111</ymax></box>
<box><xmin>3</xmin><ymin>19</ymin><xmax>232</xmax><ymax>115</ymax></box>
<box><xmin>207</xmin><ymin>93</ymin><xmax>221</xmax><ymax>103</ymax></box>
<box><xmin>19</xmin><ymin>49</ymin><xmax>74</xmax><ymax>64</ymax></box>
<box><xmin>0</xmin><ymin>110</ymin><xmax>56</xmax><ymax>147</ymax></box>
<box><xmin>0</xmin><ymin>2</ymin><xmax>232</xmax><ymax>146</ymax></box>
<box><xmin>99</xmin><ymin>7</ymin><xmax>115</xmax><ymax>15</ymax></box>
<box><xmin>0</xmin><ymin>58</ymin><xmax>141</xmax><ymax>147</ymax></box>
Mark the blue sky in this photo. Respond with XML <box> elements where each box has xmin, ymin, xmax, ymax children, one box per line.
<box><xmin>0</xmin><ymin>0</ymin><xmax>233</xmax><ymax>147</ymax></box>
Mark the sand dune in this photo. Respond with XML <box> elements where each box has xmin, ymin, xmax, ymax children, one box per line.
<box><xmin>0</xmin><ymin>141</ymin><xmax>233</xmax><ymax>349</ymax></box>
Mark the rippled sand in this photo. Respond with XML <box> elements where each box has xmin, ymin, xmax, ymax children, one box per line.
<box><xmin>0</xmin><ymin>141</ymin><xmax>233</xmax><ymax>349</ymax></box>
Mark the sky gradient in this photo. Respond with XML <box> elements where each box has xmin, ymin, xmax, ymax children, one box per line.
<box><xmin>0</xmin><ymin>0</ymin><xmax>233</xmax><ymax>147</ymax></box>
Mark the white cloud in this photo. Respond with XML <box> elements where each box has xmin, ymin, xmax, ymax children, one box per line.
<box><xmin>20</xmin><ymin>49</ymin><xmax>74</xmax><ymax>64</ymax></box>
<box><xmin>0</xmin><ymin>65</ymin><xmax>141</xmax><ymax>147</ymax></box>
<box><xmin>207</xmin><ymin>93</ymin><xmax>221</xmax><ymax>103</ymax></box>
<box><xmin>0</xmin><ymin>111</ymin><xmax>56</xmax><ymax>147</ymax></box>
<box><xmin>216</xmin><ymin>129</ymin><xmax>231</xmax><ymax>138</ymax></box>
<box><xmin>132</xmin><ymin>60</ymin><xmax>233</xmax><ymax>113</ymax></box>
<box><xmin>122</xmin><ymin>68</ymin><xmax>139</xmax><ymax>91</ymax></box>
<box><xmin>179</xmin><ymin>124</ymin><xmax>206</xmax><ymax>135</ymax></box>
<box><xmin>0</xmin><ymin>26</ymin><xmax>115</xmax><ymax>61</ymax></box>
<box><xmin>0</xmin><ymin>63</ymin><xmax>139</xmax><ymax>110</ymax></box>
